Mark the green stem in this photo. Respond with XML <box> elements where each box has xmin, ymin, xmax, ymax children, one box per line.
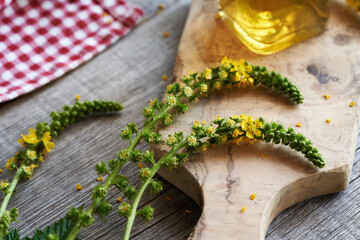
<box><xmin>67</xmin><ymin>106</ymin><xmax>172</xmax><ymax>240</ymax></box>
<box><xmin>123</xmin><ymin>141</ymin><xmax>186</xmax><ymax>240</ymax></box>
<box><xmin>0</xmin><ymin>166</ymin><xmax>23</xmax><ymax>239</ymax></box>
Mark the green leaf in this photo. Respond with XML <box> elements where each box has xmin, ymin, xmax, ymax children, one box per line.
<box><xmin>20</xmin><ymin>216</ymin><xmax>79</xmax><ymax>240</ymax></box>
<box><xmin>4</xmin><ymin>228</ymin><xmax>20</xmax><ymax>240</ymax></box>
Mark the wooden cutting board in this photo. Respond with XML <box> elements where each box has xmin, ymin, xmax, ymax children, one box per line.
<box><xmin>153</xmin><ymin>0</ymin><xmax>360</xmax><ymax>239</ymax></box>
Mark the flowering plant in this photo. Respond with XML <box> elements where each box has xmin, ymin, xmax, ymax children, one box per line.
<box><xmin>63</xmin><ymin>57</ymin><xmax>321</xmax><ymax>240</ymax></box>
<box><xmin>1</xmin><ymin>57</ymin><xmax>324</xmax><ymax>240</ymax></box>
<box><xmin>0</xmin><ymin>100</ymin><xmax>123</xmax><ymax>239</ymax></box>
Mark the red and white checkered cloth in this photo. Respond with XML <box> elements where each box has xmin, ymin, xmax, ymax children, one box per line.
<box><xmin>0</xmin><ymin>0</ymin><xmax>144</xmax><ymax>103</ymax></box>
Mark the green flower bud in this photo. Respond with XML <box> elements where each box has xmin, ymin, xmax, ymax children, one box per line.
<box><xmin>166</xmin><ymin>134</ymin><xmax>177</xmax><ymax>147</ymax></box>
<box><xmin>130</xmin><ymin>150</ymin><xmax>143</xmax><ymax>163</ymax></box>
<box><xmin>143</xmin><ymin>106</ymin><xmax>154</xmax><ymax>118</ymax></box>
<box><xmin>124</xmin><ymin>186</ymin><xmax>136</xmax><ymax>200</ymax></box>
<box><xmin>143</xmin><ymin>151</ymin><xmax>155</xmax><ymax>165</ymax></box>
<box><xmin>165</xmin><ymin>155</ymin><xmax>180</xmax><ymax>169</ymax></box>
<box><xmin>95</xmin><ymin>161</ymin><xmax>110</xmax><ymax>175</ymax></box>
<box><xmin>143</xmin><ymin>132</ymin><xmax>162</xmax><ymax>144</ymax></box>
<box><xmin>112</xmin><ymin>175</ymin><xmax>129</xmax><ymax>191</ymax></box>
<box><xmin>137</xmin><ymin>206</ymin><xmax>154</xmax><ymax>222</ymax></box>
<box><xmin>21</xmin><ymin>165</ymin><xmax>33</xmax><ymax>179</ymax></box>
<box><xmin>120</xmin><ymin>127</ymin><xmax>132</xmax><ymax>141</ymax></box>
<box><xmin>128</xmin><ymin>122</ymin><xmax>138</xmax><ymax>133</ymax></box>
<box><xmin>117</xmin><ymin>149</ymin><xmax>129</xmax><ymax>160</ymax></box>
<box><xmin>118</xmin><ymin>202</ymin><xmax>130</xmax><ymax>217</ymax></box>
<box><xmin>139</xmin><ymin>168</ymin><xmax>151</xmax><ymax>180</ymax></box>
<box><xmin>176</xmin><ymin>101</ymin><xmax>188</xmax><ymax>114</ymax></box>
<box><xmin>95</xmin><ymin>200</ymin><xmax>113</xmax><ymax>219</ymax></box>
<box><xmin>149</xmin><ymin>180</ymin><xmax>163</xmax><ymax>194</ymax></box>
<box><xmin>108</xmin><ymin>159</ymin><xmax>119</xmax><ymax>171</ymax></box>
<box><xmin>92</xmin><ymin>186</ymin><xmax>107</xmax><ymax>200</ymax></box>
<box><xmin>162</xmin><ymin>113</ymin><xmax>174</xmax><ymax>126</ymax></box>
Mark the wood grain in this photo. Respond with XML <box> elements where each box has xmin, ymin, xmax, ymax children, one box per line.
<box><xmin>153</xmin><ymin>0</ymin><xmax>360</xmax><ymax>239</ymax></box>
<box><xmin>0</xmin><ymin>0</ymin><xmax>359</xmax><ymax>239</ymax></box>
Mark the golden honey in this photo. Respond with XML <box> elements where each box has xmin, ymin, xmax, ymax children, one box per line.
<box><xmin>218</xmin><ymin>0</ymin><xmax>329</xmax><ymax>55</ymax></box>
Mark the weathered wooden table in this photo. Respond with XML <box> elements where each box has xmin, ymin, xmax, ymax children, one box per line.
<box><xmin>0</xmin><ymin>0</ymin><xmax>359</xmax><ymax>239</ymax></box>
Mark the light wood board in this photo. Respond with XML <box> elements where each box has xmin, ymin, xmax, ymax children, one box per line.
<box><xmin>154</xmin><ymin>0</ymin><xmax>360</xmax><ymax>239</ymax></box>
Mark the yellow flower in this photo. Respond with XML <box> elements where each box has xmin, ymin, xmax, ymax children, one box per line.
<box><xmin>214</xmin><ymin>81</ymin><xmax>221</xmax><ymax>90</ymax></box>
<box><xmin>0</xmin><ymin>180</ymin><xmax>9</xmax><ymax>189</ymax></box>
<box><xmin>326</xmin><ymin>118</ymin><xmax>331</xmax><ymax>123</ymax></box>
<box><xmin>30</xmin><ymin>164</ymin><xmax>38</xmax><ymax>169</ymax></box>
<box><xmin>221</xmin><ymin>56</ymin><xmax>232</xmax><ymax>69</ymax></box>
<box><xmin>227</xmin><ymin>119</ymin><xmax>235</xmax><ymax>126</ymax></box>
<box><xmin>296</xmin><ymin>122</ymin><xmax>302</xmax><ymax>127</ymax></box>
<box><xmin>200</xmin><ymin>84</ymin><xmax>208</xmax><ymax>93</ymax></box>
<box><xmin>220</xmin><ymin>71</ymin><xmax>228</xmax><ymax>79</ymax></box>
<box><xmin>39</xmin><ymin>155</ymin><xmax>44</xmax><ymax>162</ymax></box>
<box><xmin>75</xmin><ymin>95</ymin><xmax>81</xmax><ymax>101</ymax></box>
<box><xmin>204</xmin><ymin>68</ymin><xmax>212</xmax><ymax>80</ymax></box>
<box><xmin>215</xmin><ymin>114</ymin><xmax>221</xmax><ymax>121</ymax></box>
<box><xmin>194</xmin><ymin>120</ymin><xmax>201</xmax><ymax>127</ymax></box>
<box><xmin>241</xmin><ymin>207</ymin><xmax>246</xmax><ymax>213</ymax></box>
<box><xmin>221</xmin><ymin>135</ymin><xmax>228</xmax><ymax>142</ymax></box>
<box><xmin>5</xmin><ymin>157</ymin><xmax>17</xmax><ymax>170</ymax></box>
<box><xmin>240</xmin><ymin>115</ymin><xmax>262</xmax><ymax>139</ymax></box>
<box><xmin>200</xmin><ymin>146</ymin><xmax>207</xmax><ymax>152</ymax></box>
<box><xmin>231</xmin><ymin>59</ymin><xmax>253</xmax><ymax>87</ymax></box>
<box><xmin>97</xmin><ymin>176</ymin><xmax>104</xmax><ymax>181</ymax></box>
<box><xmin>17</xmin><ymin>128</ymin><xmax>40</xmax><ymax>146</ymax></box>
<box><xmin>117</xmin><ymin>197</ymin><xmax>123</xmax><ymax>202</ymax></box>
<box><xmin>206</xmin><ymin>126</ymin><xmax>215</xmax><ymax>135</ymax></box>
<box><xmin>26</xmin><ymin>150</ymin><xmax>37</xmax><ymax>161</ymax></box>
<box><xmin>232</xmin><ymin>129</ymin><xmax>241</xmax><ymax>138</ymax></box>
<box><xmin>42</xmin><ymin>132</ymin><xmax>55</xmax><ymax>153</ymax></box>
<box><xmin>23</xmin><ymin>166</ymin><xmax>33</xmax><ymax>176</ymax></box>
<box><xmin>323</xmin><ymin>94</ymin><xmax>330</xmax><ymax>100</ymax></box>
<box><xmin>350</xmin><ymin>101</ymin><xmax>355</xmax><ymax>107</ymax></box>
<box><xmin>76</xmin><ymin>184</ymin><xmax>82</xmax><ymax>191</ymax></box>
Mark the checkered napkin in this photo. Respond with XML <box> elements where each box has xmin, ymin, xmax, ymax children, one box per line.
<box><xmin>0</xmin><ymin>0</ymin><xmax>144</xmax><ymax>103</ymax></box>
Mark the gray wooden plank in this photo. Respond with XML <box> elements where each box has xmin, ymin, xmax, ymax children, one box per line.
<box><xmin>0</xmin><ymin>0</ymin><xmax>198</xmax><ymax>239</ymax></box>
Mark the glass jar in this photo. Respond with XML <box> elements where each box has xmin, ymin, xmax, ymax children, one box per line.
<box><xmin>218</xmin><ymin>0</ymin><xmax>330</xmax><ymax>55</ymax></box>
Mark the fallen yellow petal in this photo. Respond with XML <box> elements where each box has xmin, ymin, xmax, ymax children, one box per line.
<box><xmin>76</xmin><ymin>184</ymin><xmax>82</xmax><ymax>191</ymax></box>
<box><xmin>250</xmin><ymin>193</ymin><xmax>257</xmax><ymax>200</ymax></box>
